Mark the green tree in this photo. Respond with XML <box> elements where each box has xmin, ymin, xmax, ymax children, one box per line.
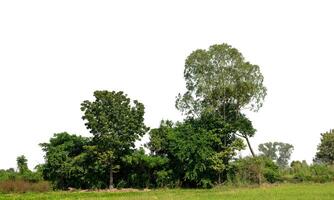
<box><xmin>147</xmin><ymin>116</ymin><xmax>246</xmax><ymax>187</ymax></box>
<box><xmin>16</xmin><ymin>155</ymin><xmax>29</xmax><ymax>174</ymax></box>
<box><xmin>122</xmin><ymin>148</ymin><xmax>169</xmax><ymax>188</ymax></box>
<box><xmin>40</xmin><ymin>132</ymin><xmax>91</xmax><ymax>189</ymax></box>
<box><xmin>276</xmin><ymin>142</ymin><xmax>294</xmax><ymax>168</ymax></box>
<box><xmin>314</xmin><ymin>129</ymin><xmax>334</xmax><ymax>164</ymax></box>
<box><xmin>176</xmin><ymin>43</ymin><xmax>267</xmax><ymax>156</ymax></box>
<box><xmin>209</xmin><ymin>138</ymin><xmax>245</xmax><ymax>184</ymax></box>
<box><xmin>146</xmin><ymin>120</ymin><xmax>173</xmax><ymax>156</ymax></box>
<box><xmin>167</xmin><ymin>120</ymin><xmax>217</xmax><ymax>188</ymax></box>
<box><xmin>81</xmin><ymin>90</ymin><xmax>148</xmax><ymax>189</ymax></box>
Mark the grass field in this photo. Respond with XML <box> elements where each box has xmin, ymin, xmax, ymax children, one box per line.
<box><xmin>1</xmin><ymin>183</ymin><xmax>334</xmax><ymax>200</ymax></box>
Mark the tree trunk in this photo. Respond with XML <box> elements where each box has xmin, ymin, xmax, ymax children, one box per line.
<box><xmin>109</xmin><ymin>161</ymin><xmax>114</xmax><ymax>189</ymax></box>
<box><xmin>218</xmin><ymin>173</ymin><xmax>221</xmax><ymax>184</ymax></box>
<box><xmin>245</xmin><ymin>135</ymin><xmax>255</xmax><ymax>157</ymax></box>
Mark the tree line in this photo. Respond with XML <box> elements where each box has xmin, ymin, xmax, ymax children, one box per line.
<box><xmin>2</xmin><ymin>43</ymin><xmax>334</xmax><ymax>190</ymax></box>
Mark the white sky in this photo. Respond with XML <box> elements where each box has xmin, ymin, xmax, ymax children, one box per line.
<box><xmin>1</xmin><ymin>0</ymin><xmax>334</xmax><ymax>170</ymax></box>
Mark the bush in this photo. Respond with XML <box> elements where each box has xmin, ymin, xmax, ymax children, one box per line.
<box><xmin>156</xmin><ymin>170</ymin><xmax>173</xmax><ymax>188</ymax></box>
<box><xmin>281</xmin><ymin>161</ymin><xmax>334</xmax><ymax>183</ymax></box>
<box><xmin>0</xmin><ymin>180</ymin><xmax>51</xmax><ymax>193</ymax></box>
<box><xmin>198</xmin><ymin>179</ymin><xmax>214</xmax><ymax>188</ymax></box>
<box><xmin>116</xmin><ymin>180</ymin><xmax>127</xmax><ymax>189</ymax></box>
<box><xmin>228</xmin><ymin>156</ymin><xmax>280</xmax><ymax>185</ymax></box>
<box><xmin>310</xmin><ymin>164</ymin><xmax>334</xmax><ymax>183</ymax></box>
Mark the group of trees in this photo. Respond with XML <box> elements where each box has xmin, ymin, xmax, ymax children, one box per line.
<box><xmin>40</xmin><ymin>43</ymin><xmax>268</xmax><ymax>189</ymax></box>
<box><xmin>258</xmin><ymin>142</ymin><xmax>294</xmax><ymax>168</ymax></box>
<box><xmin>4</xmin><ymin>43</ymin><xmax>333</xmax><ymax>190</ymax></box>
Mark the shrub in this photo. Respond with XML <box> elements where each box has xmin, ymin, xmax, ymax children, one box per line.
<box><xmin>116</xmin><ymin>180</ymin><xmax>127</xmax><ymax>189</ymax></box>
<box><xmin>310</xmin><ymin>164</ymin><xmax>334</xmax><ymax>183</ymax></box>
<box><xmin>156</xmin><ymin>170</ymin><xmax>173</xmax><ymax>188</ymax></box>
<box><xmin>228</xmin><ymin>156</ymin><xmax>280</xmax><ymax>185</ymax></box>
<box><xmin>198</xmin><ymin>178</ymin><xmax>214</xmax><ymax>188</ymax></box>
<box><xmin>0</xmin><ymin>180</ymin><xmax>51</xmax><ymax>193</ymax></box>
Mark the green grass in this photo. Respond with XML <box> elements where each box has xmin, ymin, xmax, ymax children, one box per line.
<box><xmin>1</xmin><ymin>183</ymin><xmax>334</xmax><ymax>200</ymax></box>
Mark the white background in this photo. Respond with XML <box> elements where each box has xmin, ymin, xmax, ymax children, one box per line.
<box><xmin>1</xmin><ymin>0</ymin><xmax>334</xmax><ymax>169</ymax></box>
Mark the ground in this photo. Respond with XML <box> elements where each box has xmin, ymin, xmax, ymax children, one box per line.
<box><xmin>1</xmin><ymin>183</ymin><xmax>334</xmax><ymax>200</ymax></box>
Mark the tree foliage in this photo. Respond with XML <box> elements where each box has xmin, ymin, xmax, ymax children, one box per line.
<box><xmin>176</xmin><ymin>43</ymin><xmax>266</xmax><ymax>116</ymax></box>
<box><xmin>176</xmin><ymin>43</ymin><xmax>266</xmax><ymax>157</ymax></box>
<box><xmin>40</xmin><ymin>132</ymin><xmax>92</xmax><ymax>189</ymax></box>
<box><xmin>16</xmin><ymin>155</ymin><xmax>29</xmax><ymax>174</ymax></box>
<box><xmin>258</xmin><ymin>142</ymin><xmax>294</xmax><ymax>168</ymax></box>
<box><xmin>315</xmin><ymin>129</ymin><xmax>334</xmax><ymax>164</ymax></box>
<box><xmin>80</xmin><ymin>90</ymin><xmax>148</xmax><ymax>188</ymax></box>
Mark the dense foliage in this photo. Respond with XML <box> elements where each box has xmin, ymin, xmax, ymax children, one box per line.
<box><xmin>2</xmin><ymin>43</ymin><xmax>334</xmax><ymax>192</ymax></box>
<box><xmin>314</xmin><ymin>129</ymin><xmax>334</xmax><ymax>164</ymax></box>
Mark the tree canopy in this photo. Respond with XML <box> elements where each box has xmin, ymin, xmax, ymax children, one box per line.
<box><xmin>80</xmin><ymin>90</ymin><xmax>148</xmax><ymax>189</ymax></box>
<box><xmin>258</xmin><ymin>142</ymin><xmax>294</xmax><ymax>168</ymax></box>
<box><xmin>314</xmin><ymin>129</ymin><xmax>334</xmax><ymax>164</ymax></box>
<box><xmin>176</xmin><ymin>43</ymin><xmax>266</xmax><ymax>116</ymax></box>
<box><xmin>176</xmin><ymin>43</ymin><xmax>266</xmax><ymax>157</ymax></box>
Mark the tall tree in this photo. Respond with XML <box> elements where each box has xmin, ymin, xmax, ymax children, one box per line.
<box><xmin>81</xmin><ymin>90</ymin><xmax>148</xmax><ymax>189</ymax></box>
<box><xmin>258</xmin><ymin>142</ymin><xmax>294</xmax><ymax>168</ymax></box>
<box><xmin>258</xmin><ymin>142</ymin><xmax>278</xmax><ymax>160</ymax></box>
<box><xmin>276</xmin><ymin>142</ymin><xmax>294</xmax><ymax>168</ymax></box>
<box><xmin>314</xmin><ymin>129</ymin><xmax>334</xmax><ymax>164</ymax></box>
<box><xmin>176</xmin><ymin>43</ymin><xmax>267</xmax><ymax>156</ymax></box>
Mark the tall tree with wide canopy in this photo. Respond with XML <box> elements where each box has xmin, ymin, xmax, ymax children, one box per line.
<box><xmin>176</xmin><ymin>43</ymin><xmax>267</xmax><ymax>156</ymax></box>
<box><xmin>81</xmin><ymin>90</ymin><xmax>148</xmax><ymax>189</ymax></box>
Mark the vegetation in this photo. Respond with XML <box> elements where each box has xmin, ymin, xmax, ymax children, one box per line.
<box><xmin>176</xmin><ymin>44</ymin><xmax>267</xmax><ymax>157</ymax></box>
<box><xmin>258</xmin><ymin>142</ymin><xmax>294</xmax><ymax>168</ymax></box>
<box><xmin>1</xmin><ymin>43</ymin><xmax>334</xmax><ymax>195</ymax></box>
<box><xmin>314</xmin><ymin>129</ymin><xmax>334</xmax><ymax>164</ymax></box>
<box><xmin>1</xmin><ymin>183</ymin><xmax>334</xmax><ymax>200</ymax></box>
<box><xmin>0</xmin><ymin>156</ymin><xmax>49</xmax><ymax>193</ymax></box>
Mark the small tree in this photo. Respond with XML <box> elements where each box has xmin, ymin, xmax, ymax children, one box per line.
<box><xmin>314</xmin><ymin>129</ymin><xmax>334</xmax><ymax>164</ymax></box>
<box><xmin>16</xmin><ymin>155</ymin><xmax>29</xmax><ymax>174</ymax></box>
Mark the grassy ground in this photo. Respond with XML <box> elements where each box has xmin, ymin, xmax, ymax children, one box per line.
<box><xmin>1</xmin><ymin>183</ymin><xmax>334</xmax><ymax>200</ymax></box>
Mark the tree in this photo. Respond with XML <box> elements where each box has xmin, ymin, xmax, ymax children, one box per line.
<box><xmin>258</xmin><ymin>142</ymin><xmax>294</xmax><ymax>168</ymax></box>
<box><xmin>276</xmin><ymin>142</ymin><xmax>294</xmax><ymax>168</ymax></box>
<box><xmin>122</xmin><ymin>148</ymin><xmax>169</xmax><ymax>188</ymax></box>
<box><xmin>209</xmin><ymin>138</ymin><xmax>245</xmax><ymax>184</ymax></box>
<box><xmin>81</xmin><ymin>90</ymin><xmax>148</xmax><ymax>189</ymax></box>
<box><xmin>314</xmin><ymin>129</ymin><xmax>334</xmax><ymax>164</ymax></box>
<box><xmin>258</xmin><ymin>142</ymin><xmax>278</xmax><ymax>161</ymax></box>
<box><xmin>146</xmin><ymin>120</ymin><xmax>173</xmax><ymax>156</ymax></box>
<box><xmin>176</xmin><ymin>43</ymin><xmax>267</xmax><ymax>156</ymax></box>
<box><xmin>16</xmin><ymin>155</ymin><xmax>29</xmax><ymax>174</ymax></box>
<box><xmin>40</xmin><ymin>132</ymin><xmax>91</xmax><ymax>189</ymax></box>
<box><xmin>167</xmin><ymin>119</ymin><xmax>218</xmax><ymax>188</ymax></box>
<box><xmin>147</xmin><ymin>116</ymin><xmax>246</xmax><ymax>187</ymax></box>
